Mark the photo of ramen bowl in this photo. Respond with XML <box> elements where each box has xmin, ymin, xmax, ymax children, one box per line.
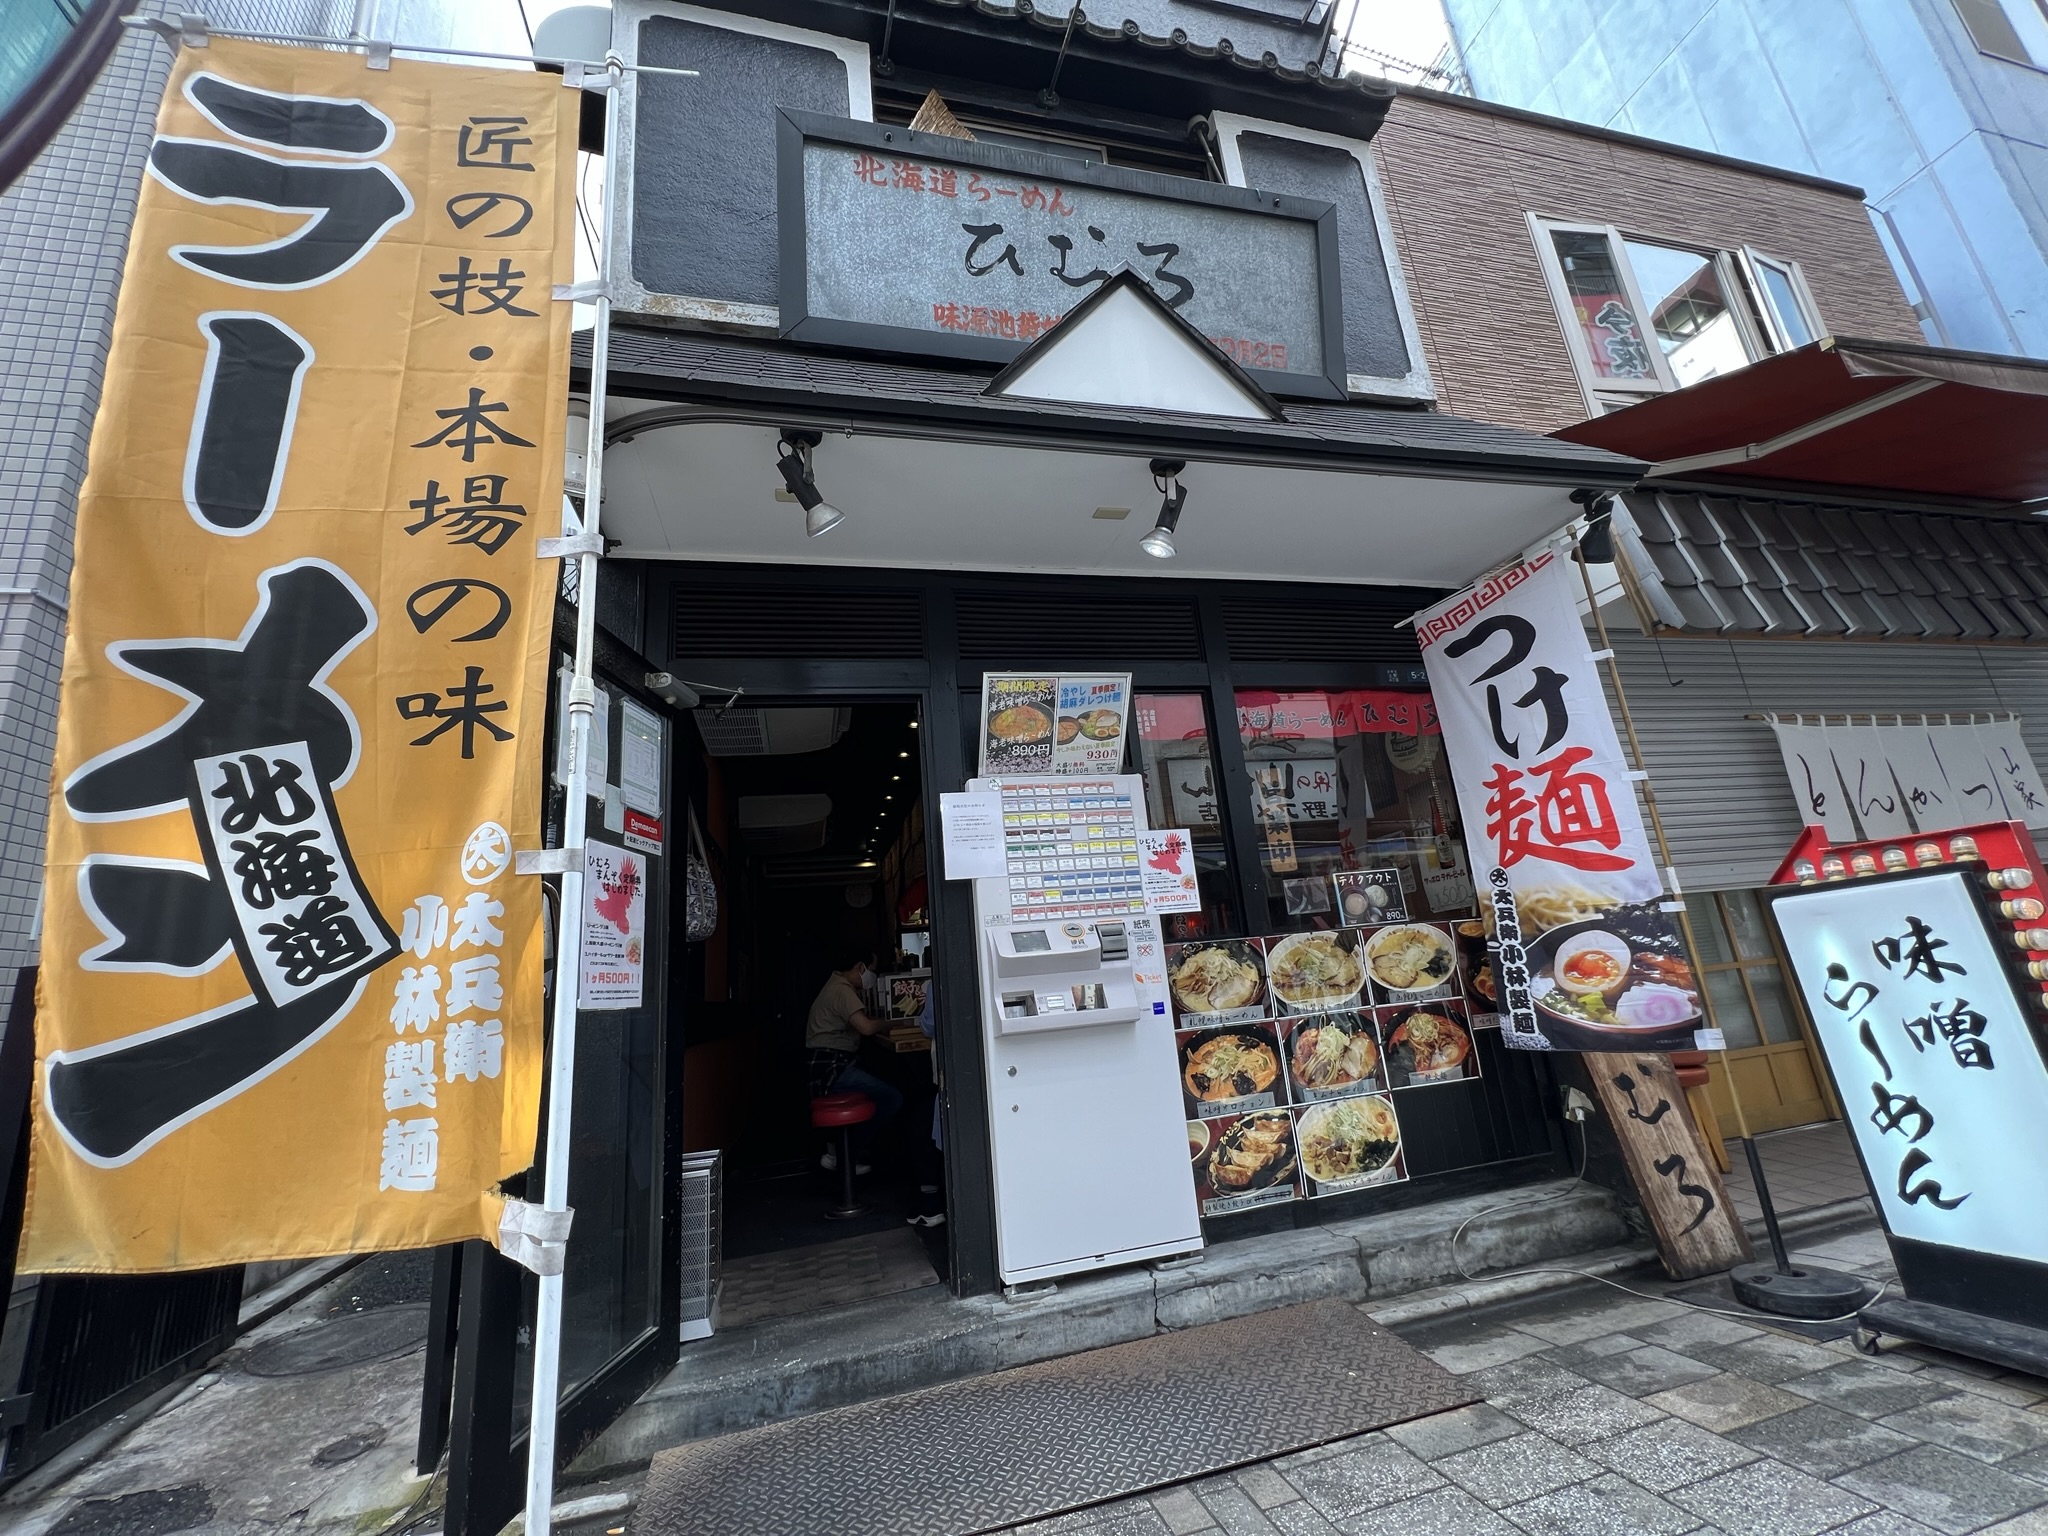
<box><xmin>1266</xmin><ymin>932</ymin><xmax>1364</xmax><ymax>1012</ymax></box>
<box><xmin>1525</xmin><ymin>915</ymin><xmax>1703</xmax><ymax>1038</ymax></box>
<box><xmin>988</xmin><ymin>704</ymin><xmax>1053</xmax><ymax>745</ymax></box>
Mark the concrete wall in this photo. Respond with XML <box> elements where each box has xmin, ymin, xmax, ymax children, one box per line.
<box><xmin>1441</xmin><ymin>0</ymin><xmax>2048</xmax><ymax>358</ymax></box>
<box><xmin>1368</xmin><ymin>89</ymin><xmax>1923</xmax><ymax>434</ymax></box>
<box><xmin>0</xmin><ymin>0</ymin><xmax>530</xmax><ymax>1026</ymax></box>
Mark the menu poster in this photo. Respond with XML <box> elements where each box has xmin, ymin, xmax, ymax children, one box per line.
<box><xmin>1188</xmin><ymin>1108</ymin><xmax>1299</xmax><ymax>1216</ymax></box>
<box><xmin>1361</xmin><ymin>921</ymin><xmax>1460</xmax><ymax>1005</ymax></box>
<box><xmin>1453</xmin><ymin>919</ymin><xmax>1500</xmax><ymax>1026</ymax></box>
<box><xmin>580</xmin><ymin>839</ymin><xmax>645</xmax><ymax>1010</ymax></box>
<box><xmin>1296</xmin><ymin>1092</ymin><xmax>1409</xmax><ymax>1197</ymax></box>
<box><xmin>1279</xmin><ymin>1011</ymin><xmax>1388</xmax><ymax>1102</ymax></box>
<box><xmin>1379</xmin><ymin>999</ymin><xmax>1481</xmax><ymax>1088</ymax></box>
<box><xmin>1266</xmin><ymin>929</ymin><xmax>1367</xmax><ymax>1015</ymax></box>
<box><xmin>1053</xmin><ymin>675</ymin><xmax>1131</xmax><ymax>773</ymax></box>
<box><xmin>1178</xmin><ymin>1021</ymin><xmax>1287</xmax><ymax>1117</ymax></box>
<box><xmin>1334</xmin><ymin>868</ymin><xmax>1406</xmax><ymax>925</ymax></box>
<box><xmin>979</xmin><ymin>673</ymin><xmax>1132</xmax><ymax>775</ymax></box>
<box><xmin>1139</xmin><ymin>829</ymin><xmax>1203</xmax><ymax>914</ymax></box>
<box><xmin>1166</xmin><ymin>939</ymin><xmax>1269</xmax><ymax>1026</ymax></box>
<box><xmin>884</xmin><ymin>972</ymin><xmax>930</xmax><ymax>1020</ymax></box>
<box><xmin>981</xmin><ymin>676</ymin><xmax>1059</xmax><ymax>773</ymax></box>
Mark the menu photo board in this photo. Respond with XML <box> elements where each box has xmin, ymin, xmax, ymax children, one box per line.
<box><xmin>1171</xmin><ymin>918</ymin><xmax>1494</xmax><ymax>1215</ymax></box>
<box><xmin>980</xmin><ymin>673</ymin><xmax>1132</xmax><ymax>776</ymax></box>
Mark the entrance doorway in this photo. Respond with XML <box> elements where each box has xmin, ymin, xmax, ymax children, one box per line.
<box><xmin>680</xmin><ymin>701</ymin><xmax>945</xmax><ymax>1330</ymax></box>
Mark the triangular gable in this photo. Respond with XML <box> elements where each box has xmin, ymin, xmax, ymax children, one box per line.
<box><xmin>983</xmin><ymin>270</ymin><xmax>1285</xmax><ymax>421</ymax></box>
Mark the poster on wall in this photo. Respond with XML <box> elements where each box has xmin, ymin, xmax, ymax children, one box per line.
<box><xmin>1173</xmin><ymin>919</ymin><xmax>1490</xmax><ymax>1213</ymax></box>
<box><xmin>1139</xmin><ymin>829</ymin><xmax>1203</xmax><ymax>914</ymax></box>
<box><xmin>1769</xmin><ymin>869</ymin><xmax>2048</xmax><ymax>1270</ymax></box>
<box><xmin>1417</xmin><ymin>553</ymin><xmax>1705</xmax><ymax>1054</ymax></box>
<box><xmin>979</xmin><ymin>673</ymin><xmax>1131</xmax><ymax>775</ymax></box>
<box><xmin>580</xmin><ymin>839</ymin><xmax>646</xmax><ymax>1010</ymax></box>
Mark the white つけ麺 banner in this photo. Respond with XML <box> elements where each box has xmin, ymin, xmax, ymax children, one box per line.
<box><xmin>1418</xmin><ymin>554</ymin><xmax>1705</xmax><ymax>1054</ymax></box>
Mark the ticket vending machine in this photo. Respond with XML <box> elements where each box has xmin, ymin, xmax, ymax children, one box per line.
<box><xmin>970</xmin><ymin>775</ymin><xmax>1202</xmax><ymax>1285</ymax></box>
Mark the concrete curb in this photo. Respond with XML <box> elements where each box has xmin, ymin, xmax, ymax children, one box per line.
<box><xmin>574</xmin><ymin>1178</ymin><xmax>1629</xmax><ymax>1472</ymax></box>
<box><xmin>1368</xmin><ymin>1191</ymin><xmax>1880</xmax><ymax>1329</ymax></box>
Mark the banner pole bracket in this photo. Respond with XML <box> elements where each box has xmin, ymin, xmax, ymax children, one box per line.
<box><xmin>538</xmin><ymin>532</ymin><xmax>605</xmax><ymax>560</ymax></box>
<box><xmin>364</xmin><ymin>39</ymin><xmax>392</xmax><ymax>69</ymax></box>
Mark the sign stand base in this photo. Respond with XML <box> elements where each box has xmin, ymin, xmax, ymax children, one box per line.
<box><xmin>1730</xmin><ymin>1260</ymin><xmax>1873</xmax><ymax>1320</ymax></box>
<box><xmin>1726</xmin><ymin>1137</ymin><xmax>1873</xmax><ymax>1321</ymax></box>
<box><xmin>1857</xmin><ymin>1296</ymin><xmax>2048</xmax><ymax>1376</ymax></box>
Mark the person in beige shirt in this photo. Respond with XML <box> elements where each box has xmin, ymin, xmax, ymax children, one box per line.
<box><xmin>805</xmin><ymin>946</ymin><xmax>902</xmax><ymax>1173</ymax></box>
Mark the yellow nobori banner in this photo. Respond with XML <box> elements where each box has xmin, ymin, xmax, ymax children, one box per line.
<box><xmin>24</xmin><ymin>38</ymin><xmax>575</xmax><ymax>1272</ymax></box>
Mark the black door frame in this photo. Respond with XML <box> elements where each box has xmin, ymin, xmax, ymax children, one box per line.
<box><xmin>435</xmin><ymin>618</ymin><xmax>691</xmax><ymax>1536</ymax></box>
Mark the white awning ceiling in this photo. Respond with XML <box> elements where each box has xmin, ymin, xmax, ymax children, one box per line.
<box><xmin>597</xmin><ymin>405</ymin><xmax>1593</xmax><ymax>589</ymax></box>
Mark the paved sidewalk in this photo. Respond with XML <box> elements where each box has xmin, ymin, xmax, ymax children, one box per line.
<box><xmin>1720</xmin><ymin>1122</ymin><xmax>1867</xmax><ymax>1225</ymax></box>
<box><xmin>1011</xmin><ymin>1222</ymin><xmax>2048</xmax><ymax>1536</ymax></box>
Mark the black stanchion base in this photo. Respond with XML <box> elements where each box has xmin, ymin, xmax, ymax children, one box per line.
<box><xmin>1730</xmin><ymin>1261</ymin><xmax>1875</xmax><ymax>1320</ymax></box>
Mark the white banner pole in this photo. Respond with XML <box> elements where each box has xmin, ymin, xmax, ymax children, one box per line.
<box><xmin>525</xmin><ymin>55</ymin><xmax>626</xmax><ymax>1536</ymax></box>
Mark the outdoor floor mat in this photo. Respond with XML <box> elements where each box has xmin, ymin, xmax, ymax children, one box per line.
<box><xmin>632</xmin><ymin>1298</ymin><xmax>1478</xmax><ymax>1536</ymax></box>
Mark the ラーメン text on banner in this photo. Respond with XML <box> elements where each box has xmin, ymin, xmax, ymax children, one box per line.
<box><xmin>26</xmin><ymin>39</ymin><xmax>576</xmax><ymax>1272</ymax></box>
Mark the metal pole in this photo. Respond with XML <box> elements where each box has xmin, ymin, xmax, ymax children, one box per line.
<box><xmin>523</xmin><ymin>55</ymin><xmax>625</xmax><ymax>1536</ymax></box>
<box><xmin>1570</xmin><ymin>528</ymin><xmax>1760</xmax><ymax>1150</ymax></box>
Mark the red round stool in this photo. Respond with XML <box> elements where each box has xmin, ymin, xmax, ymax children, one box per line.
<box><xmin>811</xmin><ymin>1093</ymin><xmax>875</xmax><ymax>1219</ymax></box>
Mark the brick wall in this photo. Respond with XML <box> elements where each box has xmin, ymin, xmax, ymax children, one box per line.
<box><xmin>1372</xmin><ymin>92</ymin><xmax>1925</xmax><ymax>436</ymax></box>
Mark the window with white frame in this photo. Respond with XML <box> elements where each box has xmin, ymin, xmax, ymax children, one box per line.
<box><xmin>1530</xmin><ymin>217</ymin><xmax>1826</xmax><ymax>413</ymax></box>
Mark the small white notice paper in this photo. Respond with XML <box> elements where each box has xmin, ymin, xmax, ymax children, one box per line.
<box><xmin>941</xmin><ymin>791</ymin><xmax>1006</xmax><ymax>880</ymax></box>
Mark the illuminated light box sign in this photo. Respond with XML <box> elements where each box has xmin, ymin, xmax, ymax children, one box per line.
<box><xmin>776</xmin><ymin>111</ymin><xmax>1347</xmax><ymax>400</ymax></box>
<box><xmin>1768</xmin><ymin>866</ymin><xmax>2048</xmax><ymax>1328</ymax></box>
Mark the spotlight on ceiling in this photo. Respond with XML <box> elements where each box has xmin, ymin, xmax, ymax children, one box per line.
<box><xmin>1141</xmin><ymin>458</ymin><xmax>1187</xmax><ymax>560</ymax></box>
<box><xmin>776</xmin><ymin>429</ymin><xmax>845</xmax><ymax>538</ymax></box>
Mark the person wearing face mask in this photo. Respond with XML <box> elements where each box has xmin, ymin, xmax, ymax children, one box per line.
<box><xmin>805</xmin><ymin>945</ymin><xmax>903</xmax><ymax>1173</ymax></box>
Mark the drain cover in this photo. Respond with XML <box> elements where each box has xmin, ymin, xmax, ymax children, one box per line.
<box><xmin>237</xmin><ymin>1304</ymin><xmax>428</xmax><ymax>1377</ymax></box>
<box><xmin>314</xmin><ymin>1428</ymin><xmax>387</xmax><ymax>1465</ymax></box>
<box><xmin>50</xmin><ymin>1485</ymin><xmax>213</xmax><ymax>1536</ymax></box>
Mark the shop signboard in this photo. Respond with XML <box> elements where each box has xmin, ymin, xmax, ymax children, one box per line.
<box><xmin>1418</xmin><ymin>553</ymin><xmax>1706</xmax><ymax>1055</ymax></box>
<box><xmin>778</xmin><ymin>111</ymin><xmax>1348</xmax><ymax>399</ymax></box>
<box><xmin>1767</xmin><ymin>865</ymin><xmax>2048</xmax><ymax>1324</ymax></box>
<box><xmin>26</xmin><ymin>40</ymin><xmax>572</xmax><ymax>1272</ymax></box>
<box><xmin>979</xmin><ymin>673</ymin><xmax>1131</xmax><ymax>776</ymax></box>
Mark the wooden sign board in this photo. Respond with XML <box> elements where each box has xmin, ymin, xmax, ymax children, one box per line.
<box><xmin>1586</xmin><ymin>1050</ymin><xmax>1753</xmax><ymax>1279</ymax></box>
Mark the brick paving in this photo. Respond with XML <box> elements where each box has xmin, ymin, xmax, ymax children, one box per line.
<box><xmin>1003</xmin><ymin>1222</ymin><xmax>2048</xmax><ymax>1536</ymax></box>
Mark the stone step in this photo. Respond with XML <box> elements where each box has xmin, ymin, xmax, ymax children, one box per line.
<box><xmin>574</xmin><ymin>1177</ymin><xmax>1627</xmax><ymax>1474</ymax></box>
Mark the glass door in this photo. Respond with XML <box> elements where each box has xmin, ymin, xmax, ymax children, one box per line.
<box><xmin>1685</xmin><ymin>890</ymin><xmax>1839</xmax><ymax>1136</ymax></box>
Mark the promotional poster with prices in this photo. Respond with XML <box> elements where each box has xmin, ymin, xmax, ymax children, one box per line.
<box><xmin>1168</xmin><ymin>922</ymin><xmax>1491</xmax><ymax>1214</ymax></box>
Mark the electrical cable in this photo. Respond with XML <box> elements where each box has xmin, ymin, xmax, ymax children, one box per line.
<box><xmin>1445</xmin><ymin>1118</ymin><xmax>1885</xmax><ymax>1329</ymax></box>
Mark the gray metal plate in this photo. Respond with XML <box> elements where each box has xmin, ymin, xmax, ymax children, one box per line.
<box><xmin>633</xmin><ymin>1299</ymin><xmax>1477</xmax><ymax>1536</ymax></box>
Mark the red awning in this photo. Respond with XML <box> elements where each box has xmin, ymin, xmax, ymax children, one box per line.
<box><xmin>1554</xmin><ymin>336</ymin><xmax>2048</xmax><ymax>505</ymax></box>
